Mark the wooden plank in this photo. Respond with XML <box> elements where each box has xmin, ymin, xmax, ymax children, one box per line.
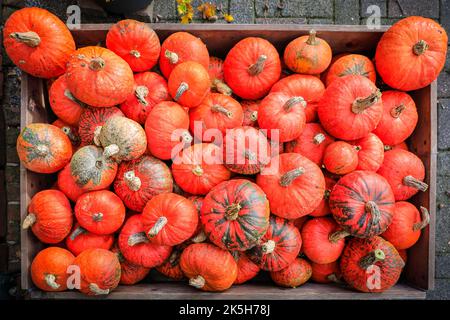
<box><xmin>0</xmin><ymin>170</ymin><xmax>6</xmax><ymax>241</ymax></box>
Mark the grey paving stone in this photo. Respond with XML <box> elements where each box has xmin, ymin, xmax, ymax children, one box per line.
<box><xmin>229</xmin><ymin>0</ymin><xmax>255</xmax><ymax>23</ymax></box>
<box><xmin>308</xmin><ymin>18</ymin><xmax>334</xmax><ymax>24</ymax></box>
<box><xmin>438</xmin><ymin>70</ymin><xmax>450</xmax><ymax>98</ymax></box>
<box><xmin>255</xmin><ymin>0</ymin><xmax>333</xmax><ymax>18</ymax></box>
<box><xmin>1</xmin><ymin>68</ymin><xmax>21</xmax><ymax>126</ymax></box>
<box><xmin>438</xmin><ymin>152</ymin><xmax>450</xmax><ymax>176</ymax></box>
<box><xmin>438</xmin><ymin>100</ymin><xmax>450</xmax><ymax>150</ymax></box>
<box><xmin>335</xmin><ymin>0</ymin><xmax>359</xmax><ymax>25</ymax></box>
<box><xmin>427</xmin><ymin>278</ymin><xmax>450</xmax><ymax>299</ymax></box>
<box><xmin>360</xmin><ymin>0</ymin><xmax>387</xmax><ymax>17</ymax></box>
<box><xmin>255</xmin><ymin>17</ymin><xmax>307</xmax><ymax>24</ymax></box>
<box><xmin>436</xmin><ymin>176</ymin><xmax>450</xmax><ymax>253</ymax></box>
<box><xmin>441</xmin><ymin>0</ymin><xmax>450</xmax><ymax>36</ymax></box>
<box><xmin>153</xmin><ymin>0</ymin><xmax>177</xmax><ymax>20</ymax></box>
<box><xmin>388</xmin><ymin>0</ymin><xmax>439</xmax><ymax>18</ymax></box>
<box><xmin>436</xmin><ymin>252</ymin><xmax>450</xmax><ymax>278</ymax></box>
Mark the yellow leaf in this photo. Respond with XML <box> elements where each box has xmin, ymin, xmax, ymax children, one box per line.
<box><xmin>224</xmin><ymin>13</ymin><xmax>234</xmax><ymax>23</ymax></box>
<box><xmin>198</xmin><ymin>3</ymin><xmax>217</xmax><ymax>21</ymax></box>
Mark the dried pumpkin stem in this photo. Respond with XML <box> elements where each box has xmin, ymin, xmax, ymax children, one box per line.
<box><xmin>390</xmin><ymin>104</ymin><xmax>406</xmax><ymax>118</ymax></box>
<box><xmin>92</xmin><ymin>212</ymin><xmax>103</xmax><ymax>222</ymax></box>
<box><xmin>93</xmin><ymin>126</ymin><xmax>102</xmax><ymax>146</ymax></box>
<box><xmin>283</xmin><ymin>96</ymin><xmax>306</xmax><ymax>111</ymax></box>
<box><xmin>130</xmin><ymin>49</ymin><xmax>141</xmax><ymax>58</ymax></box>
<box><xmin>413</xmin><ymin>206</ymin><xmax>430</xmax><ymax>231</ymax></box>
<box><xmin>261</xmin><ymin>239</ymin><xmax>276</xmax><ymax>254</ymax></box>
<box><xmin>148</xmin><ymin>216</ymin><xmax>168</xmax><ymax>238</ymax></box>
<box><xmin>189</xmin><ymin>275</ymin><xmax>206</xmax><ymax>289</ymax></box>
<box><xmin>212</xmin><ymin>79</ymin><xmax>233</xmax><ymax>96</ymax></box>
<box><xmin>89</xmin><ymin>283</ymin><xmax>109</xmax><ymax>295</ymax></box>
<box><xmin>248</xmin><ymin>55</ymin><xmax>267</xmax><ymax>76</ymax></box>
<box><xmin>44</xmin><ymin>274</ymin><xmax>60</xmax><ymax>290</ymax></box>
<box><xmin>359</xmin><ymin>249</ymin><xmax>385</xmax><ymax>270</ymax></box>
<box><xmin>365</xmin><ymin>201</ymin><xmax>381</xmax><ymax>226</ymax></box>
<box><xmin>384</xmin><ymin>145</ymin><xmax>393</xmax><ymax>151</ymax></box>
<box><xmin>280</xmin><ymin>167</ymin><xmax>305</xmax><ymax>187</ymax></box>
<box><xmin>225</xmin><ymin>203</ymin><xmax>242</xmax><ymax>221</ymax></box>
<box><xmin>306</xmin><ymin>29</ymin><xmax>318</xmax><ymax>45</ymax></box>
<box><xmin>211</xmin><ymin>104</ymin><xmax>233</xmax><ymax>118</ymax></box>
<box><xmin>128</xmin><ymin>232</ymin><xmax>149</xmax><ymax>246</ymax></box>
<box><xmin>36</xmin><ymin>144</ymin><xmax>50</xmax><ymax>157</ymax></box>
<box><xmin>168</xmin><ymin>250</ymin><xmax>181</xmax><ymax>266</ymax></box>
<box><xmin>62</xmin><ymin>126</ymin><xmax>80</xmax><ymax>145</ymax></box>
<box><xmin>413</xmin><ymin>40</ymin><xmax>429</xmax><ymax>55</ymax></box>
<box><xmin>351</xmin><ymin>89</ymin><xmax>382</xmax><ymax>114</ymax></box>
<box><xmin>135</xmin><ymin>85</ymin><xmax>149</xmax><ymax>106</ymax></box>
<box><xmin>89</xmin><ymin>57</ymin><xmax>106</xmax><ymax>71</ymax></box>
<box><xmin>403</xmin><ymin>175</ymin><xmax>428</xmax><ymax>192</ymax></box>
<box><xmin>191</xmin><ymin>230</ymin><xmax>207</xmax><ymax>243</ymax></box>
<box><xmin>10</xmin><ymin>31</ymin><xmax>41</xmax><ymax>47</ymax></box>
<box><xmin>326</xmin><ymin>274</ymin><xmax>342</xmax><ymax>284</ymax></box>
<box><xmin>192</xmin><ymin>165</ymin><xmax>204</xmax><ymax>176</ymax></box>
<box><xmin>124</xmin><ymin>170</ymin><xmax>142</xmax><ymax>191</ymax></box>
<box><xmin>69</xmin><ymin>226</ymin><xmax>86</xmax><ymax>240</ymax></box>
<box><xmin>22</xmin><ymin>213</ymin><xmax>36</xmax><ymax>229</ymax></box>
<box><xmin>313</xmin><ymin>133</ymin><xmax>326</xmax><ymax>145</ymax></box>
<box><xmin>103</xmin><ymin>144</ymin><xmax>120</xmax><ymax>159</ymax></box>
<box><xmin>328</xmin><ymin>230</ymin><xmax>350</xmax><ymax>243</ymax></box>
<box><xmin>165</xmin><ymin>50</ymin><xmax>179</xmax><ymax>64</ymax></box>
<box><xmin>250</xmin><ymin>111</ymin><xmax>258</xmax><ymax>122</ymax></box>
<box><xmin>174</xmin><ymin>82</ymin><xmax>189</xmax><ymax>101</ymax></box>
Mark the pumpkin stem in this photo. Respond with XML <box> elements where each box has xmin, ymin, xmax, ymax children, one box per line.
<box><xmin>283</xmin><ymin>96</ymin><xmax>306</xmax><ymax>111</ymax></box>
<box><xmin>191</xmin><ymin>230</ymin><xmax>207</xmax><ymax>243</ymax></box>
<box><xmin>124</xmin><ymin>170</ymin><xmax>142</xmax><ymax>191</ymax></box>
<box><xmin>413</xmin><ymin>206</ymin><xmax>430</xmax><ymax>231</ymax></box>
<box><xmin>192</xmin><ymin>165</ymin><xmax>204</xmax><ymax>176</ymax></box>
<box><xmin>135</xmin><ymin>86</ymin><xmax>149</xmax><ymax>106</ymax></box>
<box><xmin>168</xmin><ymin>250</ymin><xmax>181</xmax><ymax>266</ymax></box>
<box><xmin>89</xmin><ymin>283</ymin><xmax>110</xmax><ymax>295</ymax></box>
<box><xmin>130</xmin><ymin>49</ymin><xmax>141</xmax><ymax>58</ymax></box>
<box><xmin>306</xmin><ymin>29</ymin><xmax>318</xmax><ymax>45</ymax></box>
<box><xmin>64</xmin><ymin>90</ymin><xmax>86</xmax><ymax>108</ymax></box>
<box><xmin>103</xmin><ymin>144</ymin><xmax>120</xmax><ymax>159</ymax></box>
<box><xmin>244</xmin><ymin>149</ymin><xmax>257</xmax><ymax>161</ymax></box>
<box><xmin>328</xmin><ymin>230</ymin><xmax>350</xmax><ymax>243</ymax></box>
<box><xmin>261</xmin><ymin>239</ymin><xmax>276</xmax><ymax>254</ymax></box>
<box><xmin>211</xmin><ymin>104</ymin><xmax>233</xmax><ymax>118</ymax></box>
<box><xmin>359</xmin><ymin>249</ymin><xmax>385</xmax><ymax>270</ymax></box>
<box><xmin>22</xmin><ymin>213</ymin><xmax>36</xmax><ymax>229</ymax></box>
<box><xmin>189</xmin><ymin>275</ymin><xmax>206</xmax><ymax>289</ymax></box>
<box><xmin>324</xmin><ymin>189</ymin><xmax>331</xmax><ymax>200</ymax></box>
<box><xmin>212</xmin><ymin>79</ymin><xmax>233</xmax><ymax>96</ymax></box>
<box><xmin>248</xmin><ymin>55</ymin><xmax>267</xmax><ymax>76</ymax></box>
<box><xmin>279</xmin><ymin>167</ymin><xmax>305</xmax><ymax>187</ymax></box>
<box><xmin>69</xmin><ymin>226</ymin><xmax>87</xmax><ymax>240</ymax></box>
<box><xmin>390</xmin><ymin>104</ymin><xmax>406</xmax><ymax>118</ymax></box>
<box><xmin>250</xmin><ymin>110</ymin><xmax>258</xmax><ymax>122</ymax></box>
<box><xmin>89</xmin><ymin>57</ymin><xmax>106</xmax><ymax>71</ymax></box>
<box><xmin>128</xmin><ymin>232</ymin><xmax>149</xmax><ymax>246</ymax></box>
<box><xmin>403</xmin><ymin>175</ymin><xmax>428</xmax><ymax>192</ymax></box>
<box><xmin>148</xmin><ymin>216</ymin><xmax>168</xmax><ymax>238</ymax></box>
<box><xmin>44</xmin><ymin>274</ymin><xmax>60</xmax><ymax>290</ymax></box>
<box><xmin>35</xmin><ymin>144</ymin><xmax>50</xmax><ymax>157</ymax></box>
<box><xmin>62</xmin><ymin>126</ymin><xmax>80</xmax><ymax>145</ymax></box>
<box><xmin>180</xmin><ymin>130</ymin><xmax>193</xmax><ymax>144</ymax></box>
<box><xmin>313</xmin><ymin>133</ymin><xmax>326</xmax><ymax>145</ymax></box>
<box><xmin>326</xmin><ymin>273</ymin><xmax>342</xmax><ymax>284</ymax></box>
<box><xmin>92</xmin><ymin>212</ymin><xmax>103</xmax><ymax>222</ymax></box>
<box><xmin>365</xmin><ymin>201</ymin><xmax>381</xmax><ymax>226</ymax></box>
<box><xmin>351</xmin><ymin>89</ymin><xmax>382</xmax><ymax>114</ymax></box>
<box><xmin>165</xmin><ymin>49</ymin><xmax>179</xmax><ymax>64</ymax></box>
<box><xmin>413</xmin><ymin>40</ymin><xmax>429</xmax><ymax>55</ymax></box>
<box><xmin>384</xmin><ymin>145</ymin><xmax>393</xmax><ymax>151</ymax></box>
<box><xmin>174</xmin><ymin>82</ymin><xmax>189</xmax><ymax>101</ymax></box>
<box><xmin>10</xmin><ymin>31</ymin><xmax>41</xmax><ymax>47</ymax></box>
<box><xmin>225</xmin><ymin>203</ymin><xmax>242</xmax><ymax>221</ymax></box>
<box><xmin>93</xmin><ymin>126</ymin><xmax>102</xmax><ymax>146</ymax></box>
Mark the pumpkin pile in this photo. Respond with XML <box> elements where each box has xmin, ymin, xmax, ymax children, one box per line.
<box><xmin>5</xmin><ymin>7</ymin><xmax>447</xmax><ymax>295</ymax></box>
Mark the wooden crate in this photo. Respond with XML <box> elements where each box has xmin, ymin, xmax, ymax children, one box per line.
<box><xmin>20</xmin><ymin>24</ymin><xmax>436</xmax><ymax>299</ymax></box>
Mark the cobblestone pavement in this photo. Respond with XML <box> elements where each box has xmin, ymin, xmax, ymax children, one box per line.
<box><xmin>0</xmin><ymin>0</ymin><xmax>449</xmax><ymax>299</ymax></box>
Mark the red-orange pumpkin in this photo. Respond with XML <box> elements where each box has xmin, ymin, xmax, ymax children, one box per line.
<box><xmin>325</xmin><ymin>54</ymin><xmax>376</xmax><ymax>86</ymax></box>
<box><xmin>270</xmin><ymin>258</ymin><xmax>312</xmax><ymax>288</ymax></box>
<box><xmin>241</xmin><ymin>100</ymin><xmax>260</xmax><ymax>127</ymax></box>
<box><xmin>52</xmin><ymin>119</ymin><xmax>80</xmax><ymax>149</ymax></box>
<box><xmin>188</xmin><ymin>196</ymin><xmax>207</xmax><ymax>243</ymax></box>
<box><xmin>309</xmin><ymin>176</ymin><xmax>336</xmax><ymax>217</ymax></box>
<box><xmin>323</xmin><ymin>141</ymin><xmax>359</xmax><ymax>175</ymax></box>
<box><xmin>384</xmin><ymin>142</ymin><xmax>409</xmax><ymax>152</ymax></box>
<box><xmin>311</xmin><ymin>261</ymin><xmax>341</xmax><ymax>284</ymax></box>
<box><xmin>155</xmin><ymin>244</ymin><xmax>186</xmax><ymax>281</ymax></box>
<box><xmin>111</xmin><ymin>245</ymin><xmax>151</xmax><ymax>285</ymax></box>
<box><xmin>78</xmin><ymin>107</ymin><xmax>124</xmax><ymax>146</ymax></box>
<box><xmin>233</xmin><ymin>252</ymin><xmax>260</xmax><ymax>285</ymax></box>
<box><xmin>57</xmin><ymin>164</ymin><xmax>87</xmax><ymax>202</ymax></box>
<box><xmin>208</xmin><ymin>56</ymin><xmax>232</xmax><ymax>95</ymax></box>
<box><xmin>350</xmin><ymin>133</ymin><xmax>385</xmax><ymax>172</ymax></box>
<box><xmin>66</xmin><ymin>224</ymin><xmax>114</xmax><ymax>256</ymax></box>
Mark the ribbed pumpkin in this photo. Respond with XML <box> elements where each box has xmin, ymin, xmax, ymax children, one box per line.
<box><xmin>318</xmin><ymin>75</ymin><xmax>383</xmax><ymax>141</ymax></box>
<box><xmin>57</xmin><ymin>164</ymin><xmax>87</xmax><ymax>202</ymax></box>
<box><xmin>241</xmin><ymin>100</ymin><xmax>260</xmax><ymax>127</ymax></box>
<box><xmin>31</xmin><ymin>247</ymin><xmax>75</xmax><ymax>292</ymax></box>
<box><xmin>208</xmin><ymin>56</ymin><xmax>232</xmax><ymax>95</ymax></box>
<box><xmin>309</xmin><ymin>176</ymin><xmax>336</xmax><ymax>217</ymax></box>
<box><xmin>372</xmin><ymin>91</ymin><xmax>418</xmax><ymax>146</ymax></box>
<box><xmin>75</xmin><ymin>190</ymin><xmax>126</xmax><ymax>235</ymax></box>
<box><xmin>375</xmin><ymin>16</ymin><xmax>448</xmax><ymax>91</ymax></box>
<box><xmin>233</xmin><ymin>252</ymin><xmax>260</xmax><ymax>285</ymax></box>
<box><xmin>223</xmin><ymin>37</ymin><xmax>281</xmax><ymax>100</ymax></box>
<box><xmin>180</xmin><ymin>243</ymin><xmax>238</xmax><ymax>292</ymax></box>
<box><xmin>284</xmin><ymin>123</ymin><xmax>334</xmax><ymax>166</ymax></box>
<box><xmin>159</xmin><ymin>31</ymin><xmax>209</xmax><ymax>79</ymax></box>
<box><xmin>111</xmin><ymin>245</ymin><xmax>151</xmax><ymax>285</ymax></box>
<box><xmin>23</xmin><ymin>190</ymin><xmax>72</xmax><ymax>244</ymax></box>
<box><xmin>17</xmin><ymin>123</ymin><xmax>72</xmax><ymax>174</ymax></box>
<box><xmin>142</xmin><ymin>193</ymin><xmax>198</xmax><ymax>246</ymax></box>
<box><xmin>323</xmin><ymin>141</ymin><xmax>359</xmax><ymax>175</ymax></box>
<box><xmin>114</xmin><ymin>155</ymin><xmax>173</xmax><ymax>212</ymax></box>
<box><xmin>325</xmin><ymin>54</ymin><xmax>376</xmax><ymax>86</ymax></box>
<box><xmin>106</xmin><ymin>19</ymin><xmax>160</xmax><ymax>72</ymax></box>
<box><xmin>311</xmin><ymin>261</ymin><xmax>341</xmax><ymax>284</ymax></box>
<box><xmin>201</xmin><ymin>179</ymin><xmax>270</xmax><ymax>251</ymax></box>
<box><xmin>377</xmin><ymin>149</ymin><xmax>428</xmax><ymax>200</ymax></box>
<box><xmin>118</xmin><ymin>214</ymin><xmax>172</xmax><ymax>268</ymax></box>
<box><xmin>3</xmin><ymin>7</ymin><xmax>75</xmax><ymax>78</ymax></box>
<box><xmin>270</xmin><ymin>258</ymin><xmax>312</xmax><ymax>288</ymax></box>
<box><xmin>78</xmin><ymin>107</ymin><xmax>124</xmax><ymax>146</ymax></box>
<box><xmin>172</xmin><ymin>143</ymin><xmax>231</xmax><ymax>195</ymax></box>
<box><xmin>155</xmin><ymin>244</ymin><xmax>186</xmax><ymax>281</ymax></box>
<box><xmin>73</xmin><ymin>248</ymin><xmax>121</xmax><ymax>296</ymax></box>
<box><xmin>66</xmin><ymin>224</ymin><xmax>114</xmax><ymax>256</ymax></box>
<box><xmin>329</xmin><ymin>170</ymin><xmax>395</xmax><ymax>238</ymax></box>
<box><xmin>340</xmin><ymin>236</ymin><xmax>404</xmax><ymax>292</ymax></box>
<box><xmin>145</xmin><ymin>101</ymin><xmax>192</xmax><ymax>160</ymax></box>
<box><xmin>350</xmin><ymin>133</ymin><xmax>385</xmax><ymax>172</ymax></box>
<box><xmin>52</xmin><ymin>119</ymin><xmax>80</xmax><ymax>148</ymax></box>
<box><xmin>70</xmin><ymin>145</ymin><xmax>118</xmax><ymax>191</ymax></box>
<box><xmin>256</xmin><ymin>153</ymin><xmax>325</xmax><ymax>219</ymax></box>
<box><xmin>247</xmin><ymin>216</ymin><xmax>302</xmax><ymax>271</ymax></box>
<box><xmin>381</xmin><ymin>202</ymin><xmax>430</xmax><ymax>250</ymax></box>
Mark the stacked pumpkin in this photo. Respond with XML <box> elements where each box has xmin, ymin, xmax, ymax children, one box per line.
<box><xmin>5</xmin><ymin>7</ymin><xmax>447</xmax><ymax>295</ymax></box>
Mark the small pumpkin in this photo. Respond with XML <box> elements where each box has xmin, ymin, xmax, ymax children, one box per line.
<box><xmin>323</xmin><ymin>141</ymin><xmax>359</xmax><ymax>175</ymax></box>
<box><xmin>31</xmin><ymin>247</ymin><xmax>75</xmax><ymax>292</ymax></box>
<box><xmin>381</xmin><ymin>202</ymin><xmax>430</xmax><ymax>250</ymax></box>
<box><xmin>155</xmin><ymin>245</ymin><xmax>186</xmax><ymax>281</ymax></box>
<box><xmin>57</xmin><ymin>164</ymin><xmax>87</xmax><ymax>202</ymax></box>
<box><xmin>168</xmin><ymin>61</ymin><xmax>211</xmax><ymax>108</ymax></box>
<box><xmin>114</xmin><ymin>155</ymin><xmax>173</xmax><ymax>212</ymax></box>
<box><xmin>284</xmin><ymin>30</ymin><xmax>332</xmax><ymax>74</ymax></box>
<box><xmin>311</xmin><ymin>261</ymin><xmax>341</xmax><ymax>284</ymax></box>
<box><xmin>180</xmin><ymin>243</ymin><xmax>238</xmax><ymax>292</ymax></box>
<box><xmin>66</xmin><ymin>224</ymin><xmax>114</xmax><ymax>256</ymax></box>
<box><xmin>52</xmin><ymin>119</ymin><xmax>80</xmax><ymax>148</ymax></box>
<box><xmin>73</xmin><ymin>248</ymin><xmax>121</xmax><ymax>296</ymax></box>
<box><xmin>247</xmin><ymin>216</ymin><xmax>302</xmax><ymax>271</ymax></box>
<box><xmin>241</xmin><ymin>100</ymin><xmax>260</xmax><ymax>127</ymax></box>
<box><xmin>377</xmin><ymin>149</ymin><xmax>428</xmax><ymax>200</ymax></box>
<box><xmin>208</xmin><ymin>56</ymin><xmax>232</xmax><ymax>95</ymax></box>
<box><xmin>23</xmin><ymin>190</ymin><xmax>73</xmax><ymax>244</ymax></box>
<box><xmin>309</xmin><ymin>176</ymin><xmax>336</xmax><ymax>217</ymax></box>
<box><xmin>66</xmin><ymin>46</ymin><xmax>134</xmax><ymax>107</ymax></box>
<box><xmin>233</xmin><ymin>252</ymin><xmax>260</xmax><ymax>285</ymax></box>
<box><xmin>111</xmin><ymin>245</ymin><xmax>151</xmax><ymax>285</ymax></box>
<box><xmin>223</xmin><ymin>37</ymin><xmax>281</xmax><ymax>100</ymax></box>
<box><xmin>17</xmin><ymin>123</ymin><xmax>72</xmax><ymax>174</ymax></box>
<box><xmin>75</xmin><ymin>190</ymin><xmax>126</xmax><ymax>235</ymax></box>
<box><xmin>106</xmin><ymin>19</ymin><xmax>160</xmax><ymax>72</ymax></box>
<box><xmin>78</xmin><ymin>107</ymin><xmax>124</xmax><ymax>146</ymax></box>
<box><xmin>270</xmin><ymin>258</ymin><xmax>312</xmax><ymax>288</ymax></box>
<box><xmin>3</xmin><ymin>7</ymin><xmax>75</xmax><ymax>78</ymax></box>
<box><xmin>201</xmin><ymin>179</ymin><xmax>270</xmax><ymax>251</ymax></box>
<box><xmin>188</xmin><ymin>196</ymin><xmax>207</xmax><ymax>243</ymax></box>
<box><xmin>349</xmin><ymin>133</ymin><xmax>385</xmax><ymax>172</ymax></box>
<box><xmin>384</xmin><ymin>142</ymin><xmax>408</xmax><ymax>152</ymax></box>
<box><xmin>325</xmin><ymin>54</ymin><xmax>376</xmax><ymax>86</ymax></box>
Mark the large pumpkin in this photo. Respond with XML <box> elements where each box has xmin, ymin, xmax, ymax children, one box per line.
<box><xmin>111</xmin><ymin>245</ymin><xmax>151</xmax><ymax>285</ymax></box>
<box><xmin>180</xmin><ymin>243</ymin><xmax>238</xmax><ymax>292</ymax></box>
<box><xmin>270</xmin><ymin>258</ymin><xmax>312</xmax><ymax>288</ymax></box>
<box><xmin>325</xmin><ymin>54</ymin><xmax>376</xmax><ymax>86</ymax></box>
<box><xmin>23</xmin><ymin>190</ymin><xmax>73</xmax><ymax>244</ymax></box>
<box><xmin>31</xmin><ymin>247</ymin><xmax>75</xmax><ymax>292</ymax></box>
<box><xmin>78</xmin><ymin>107</ymin><xmax>124</xmax><ymax>146</ymax></box>
<box><xmin>155</xmin><ymin>245</ymin><xmax>186</xmax><ymax>281</ymax></box>
<box><xmin>309</xmin><ymin>176</ymin><xmax>336</xmax><ymax>217</ymax></box>
<box><xmin>66</xmin><ymin>224</ymin><xmax>114</xmax><ymax>256</ymax></box>
<box><xmin>106</xmin><ymin>19</ymin><xmax>160</xmax><ymax>72</ymax></box>
<box><xmin>3</xmin><ymin>7</ymin><xmax>75</xmax><ymax>78</ymax></box>
<box><xmin>349</xmin><ymin>133</ymin><xmax>385</xmax><ymax>172</ymax></box>
<box><xmin>17</xmin><ymin>123</ymin><xmax>72</xmax><ymax>174</ymax></box>
<box><xmin>172</xmin><ymin>143</ymin><xmax>231</xmax><ymax>195</ymax></box>
<box><xmin>66</xmin><ymin>46</ymin><xmax>134</xmax><ymax>107</ymax></box>
<box><xmin>375</xmin><ymin>16</ymin><xmax>448</xmax><ymax>91</ymax></box>
<box><xmin>114</xmin><ymin>155</ymin><xmax>173</xmax><ymax>212</ymax></box>
<box><xmin>256</xmin><ymin>153</ymin><xmax>325</xmax><ymax>219</ymax></box>
<box><xmin>329</xmin><ymin>170</ymin><xmax>395</xmax><ymax>238</ymax></box>
<box><xmin>233</xmin><ymin>252</ymin><xmax>260</xmax><ymax>285</ymax></box>
<box><xmin>201</xmin><ymin>179</ymin><xmax>270</xmax><ymax>251</ymax></box>
<box><xmin>318</xmin><ymin>75</ymin><xmax>383</xmax><ymax>141</ymax></box>
<box><xmin>208</xmin><ymin>56</ymin><xmax>232</xmax><ymax>95</ymax></box>
<box><xmin>323</xmin><ymin>141</ymin><xmax>359</xmax><ymax>175</ymax></box>
<box><xmin>57</xmin><ymin>164</ymin><xmax>87</xmax><ymax>202</ymax></box>
<box><xmin>223</xmin><ymin>37</ymin><xmax>281</xmax><ymax>100</ymax></box>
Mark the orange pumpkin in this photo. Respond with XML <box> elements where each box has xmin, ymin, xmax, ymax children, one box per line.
<box><xmin>208</xmin><ymin>56</ymin><xmax>232</xmax><ymax>95</ymax></box>
<box><xmin>112</xmin><ymin>245</ymin><xmax>151</xmax><ymax>285</ymax></box>
<box><xmin>323</xmin><ymin>141</ymin><xmax>359</xmax><ymax>175</ymax></box>
<box><xmin>325</xmin><ymin>54</ymin><xmax>376</xmax><ymax>86</ymax></box>
<box><xmin>241</xmin><ymin>100</ymin><xmax>260</xmax><ymax>127</ymax></box>
<box><xmin>57</xmin><ymin>164</ymin><xmax>87</xmax><ymax>202</ymax></box>
<box><xmin>270</xmin><ymin>258</ymin><xmax>312</xmax><ymax>288</ymax></box>
<box><xmin>66</xmin><ymin>224</ymin><xmax>114</xmax><ymax>256</ymax></box>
